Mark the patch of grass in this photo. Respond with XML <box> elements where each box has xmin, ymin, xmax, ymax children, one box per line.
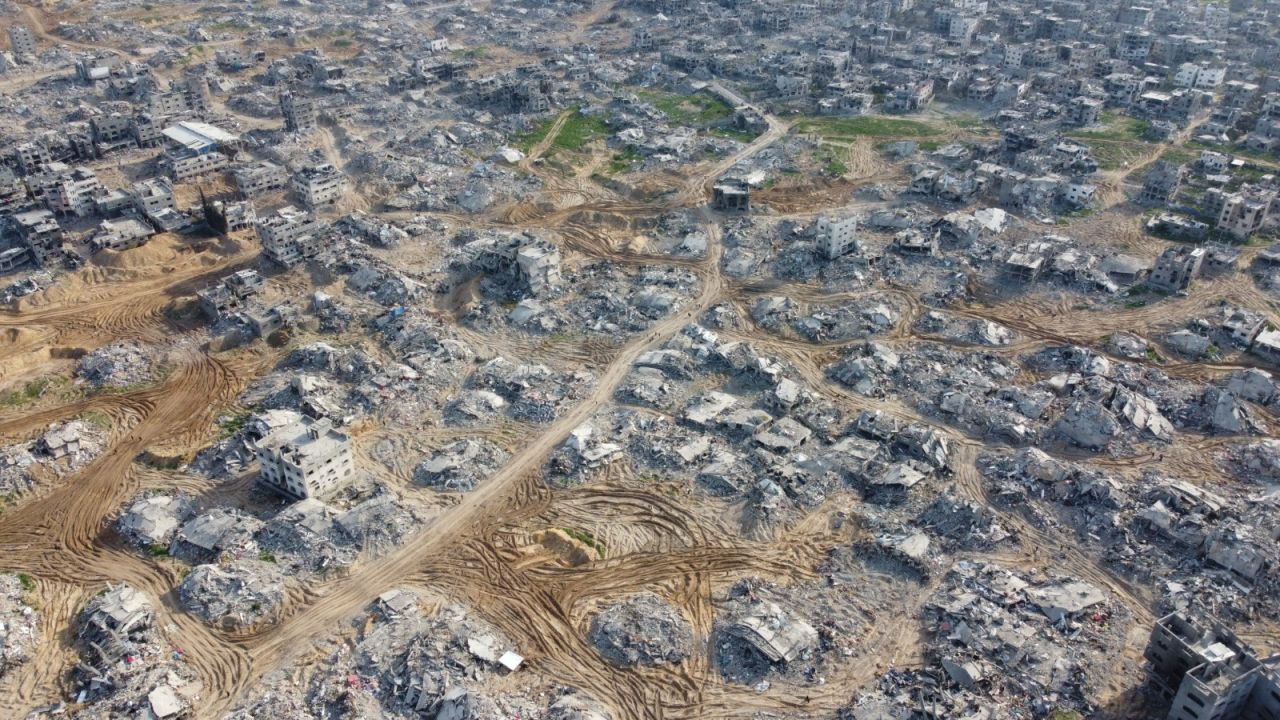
<box><xmin>1</xmin><ymin>377</ymin><xmax>63</xmax><ymax>408</ymax></box>
<box><xmin>137</xmin><ymin>451</ymin><xmax>185</xmax><ymax>470</ymax></box>
<box><xmin>451</xmin><ymin>46</ymin><xmax>487</xmax><ymax>60</ymax></box>
<box><xmin>562</xmin><ymin>528</ymin><xmax>606</xmax><ymax>559</ymax></box>
<box><xmin>207</xmin><ymin>20</ymin><xmax>250</xmax><ymax>31</ymax></box>
<box><xmin>817</xmin><ymin>146</ymin><xmax>848</xmax><ymax>176</ymax></box>
<box><xmin>16</xmin><ymin>572</ymin><xmax>35</xmax><ymax>592</ymax></box>
<box><xmin>607</xmin><ymin>145</ymin><xmax>642</xmax><ymax>174</ymax></box>
<box><xmin>708</xmin><ymin>127</ymin><xmax>759</xmax><ymax>143</ymax></box>
<box><xmin>515</xmin><ymin>116</ymin><xmax>559</xmax><ymax>153</ymax></box>
<box><xmin>218</xmin><ymin>413</ymin><xmax>250</xmax><ymax>438</ymax></box>
<box><xmin>1090</xmin><ymin>141</ymin><xmax>1154</xmax><ymax>171</ymax></box>
<box><xmin>1067</xmin><ymin>114</ymin><xmax>1152</xmax><ymax>142</ymax></box>
<box><xmin>551</xmin><ymin>112</ymin><xmax>609</xmax><ymax>152</ymax></box>
<box><xmin>945</xmin><ymin>113</ymin><xmax>988</xmax><ymax>131</ymax></box>
<box><xmin>147</xmin><ymin>544</ymin><xmax>169</xmax><ymax>558</ymax></box>
<box><xmin>258</xmin><ymin>549</ymin><xmax>276</xmax><ymax>563</ymax></box>
<box><xmin>80</xmin><ymin>411</ymin><xmax>112</xmax><ymax>430</ymax></box>
<box><xmin>796</xmin><ymin>115</ymin><xmax>939</xmax><ymax>138</ymax></box>
<box><xmin>639</xmin><ymin>90</ymin><xmax>735</xmax><ymax>126</ymax></box>
<box><xmin>1124</xmin><ymin>299</ymin><xmax>1147</xmax><ymax>309</ymax></box>
<box><xmin>1159</xmin><ymin>147</ymin><xmax>1199</xmax><ymax>166</ymax></box>
<box><xmin>331</xmin><ymin>38</ymin><xmax>353</xmax><ymax>48</ymax></box>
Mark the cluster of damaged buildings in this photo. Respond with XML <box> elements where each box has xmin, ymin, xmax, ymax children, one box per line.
<box><xmin>0</xmin><ymin>33</ymin><xmax>365</xmax><ymax>274</ymax></box>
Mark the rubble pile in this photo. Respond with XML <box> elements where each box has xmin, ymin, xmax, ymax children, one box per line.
<box><xmin>914</xmin><ymin>310</ymin><xmax>1015</xmax><ymax>346</ymax></box>
<box><xmin>0</xmin><ymin>419</ymin><xmax>107</xmax><ymax>495</ymax></box>
<box><xmin>178</xmin><ymin>559</ymin><xmax>286</xmax><ymax>627</ymax></box>
<box><xmin>918</xmin><ymin>562</ymin><xmax>1127</xmax><ymax>716</ymax></box>
<box><xmin>228</xmin><ymin>597</ymin><xmax>552</xmax><ymax>719</ymax></box>
<box><xmin>588</xmin><ymin>592</ymin><xmax>693</xmax><ymax>667</ymax></box>
<box><xmin>72</xmin><ymin>584</ymin><xmax>198</xmax><ymax>716</ymax></box>
<box><xmin>752</xmin><ymin>294</ymin><xmax>907</xmax><ymax>343</ymax></box>
<box><xmin>116</xmin><ymin>493</ymin><xmax>194</xmax><ymax>549</ymax></box>
<box><xmin>0</xmin><ymin>573</ymin><xmax>38</xmax><ymax>677</ymax></box>
<box><xmin>413</xmin><ymin>438</ymin><xmax>509</xmax><ymax>492</ymax></box>
<box><xmin>1220</xmin><ymin>438</ymin><xmax>1280</xmax><ymax>483</ymax></box>
<box><xmin>77</xmin><ymin>342</ymin><xmax>156</xmax><ymax>388</ymax></box>
<box><xmin>714</xmin><ymin>584</ymin><xmax>821</xmax><ymax>687</ymax></box>
<box><xmin>456</xmin><ymin>357</ymin><xmax>594</xmax><ymax>425</ymax></box>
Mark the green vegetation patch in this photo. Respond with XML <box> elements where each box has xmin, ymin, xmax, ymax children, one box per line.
<box><xmin>515</xmin><ymin>115</ymin><xmax>559</xmax><ymax>153</ymax></box>
<box><xmin>708</xmin><ymin>127</ymin><xmax>759</xmax><ymax>143</ymax></box>
<box><xmin>551</xmin><ymin>112</ymin><xmax>609</xmax><ymax>152</ymax></box>
<box><xmin>451</xmin><ymin>46</ymin><xmax>488</xmax><ymax>60</ymax></box>
<box><xmin>640</xmin><ymin>90</ymin><xmax>735</xmax><ymax>126</ymax></box>
<box><xmin>218</xmin><ymin>413</ymin><xmax>251</xmax><ymax>438</ymax></box>
<box><xmin>607</xmin><ymin>145</ymin><xmax>642</xmax><ymax>174</ymax></box>
<box><xmin>1067</xmin><ymin>113</ymin><xmax>1152</xmax><ymax>142</ymax></box>
<box><xmin>796</xmin><ymin>115</ymin><xmax>940</xmax><ymax>139</ymax></box>
<box><xmin>1</xmin><ymin>377</ymin><xmax>65</xmax><ymax>408</ymax></box>
<box><xmin>562</xmin><ymin>528</ymin><xmax>606</xmax><ymax>558</ymax></box>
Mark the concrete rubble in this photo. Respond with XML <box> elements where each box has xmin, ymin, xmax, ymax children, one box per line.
<box><xmin>588</xmin><ymin>592</ymin><xmax>693</xmax><ymax>667</ymax></box>
<box><xmin>71</xmin><ymin>584</ymin><xmax>199</xmax><ymax>718</ymax></box>
<box><xmin>0</xmin><ymin>573</ymin><xmax>39</xmax><ymax>678</ymax></box>
<box><xmin>76</xmin><ymin>342</ymin><xmax>156</xmax><ymax>388</ymax></box>
<box><xmin>413</xmin><ymin>439</ymin><xmax>508</xmax><ymax>492</ymax></box>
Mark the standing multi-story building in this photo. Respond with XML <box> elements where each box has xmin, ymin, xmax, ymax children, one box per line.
<box><xmin>256</xmin><ymin>206</ymin><xmax>325</xmax><ymax>267</ymax></box>
<box><xmin>816</xmin><ymin>214</ymin><xmax>859</xmax><ymax>260</ymax></box>
<box><xmin>9</xmin><ymin>208</ymin><xmax>63</xmax><ymax>265</ymax></box>
<box><xmin>131</xmin><ymin>178</ymin><xmax>176</xmax><ymax>217</ymax></box>
<box><xmin>1145</xmin><ymin>612</ymin><xmax>1280</xmax><ymax>720</ymax></box>
<box><xmin>8</xmin><ymin>25</ymin><xmax>36</xmax><ymax>60</ymax></box>
<box><xmin>1148</xmin><ymin>246</ymin><xmax>1204</xmax><ymax>293</ymax></box>
<box><xmin>279</xmin><ymin>91</ymin><xmax>317</xmax><ymax>133</ymax></box>
<box><xmin>254</xmin><ymin>416</ymin><xmax>355</xmax><ymax>499</ymax></box>
<box><xmin>233</xmin><ymin>162</ymin><xmax>288</xmax><ymax>198</ymax></box>
<box><xmin>291</xmin><ymin>163</ymin><xmax>347</xmax><ymax>208</ymax></box>
<box><xmin>50</xmin><ymin>167</ymin><xmax>104</xmax><ymax>217</ymax></box>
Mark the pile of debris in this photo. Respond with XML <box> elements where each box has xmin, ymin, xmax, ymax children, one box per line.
<box><xmin>72</xmin><ymin>584</ymin><xmax>198</xmax><ymax>716</ymax></box>
<box><xmin>0</xmin><ymin>419</ymin><xmax>107</xmax><ymax>496</ymax></box>
<box><xmin>0</xmin><ymin>573</ymin><xmax>39</xmax><ymax>678</ymax></box>
<box><xmin>413</xmin><ymin>438</ymin><xmax>509</xmax><ymax>492</ymax></box>
<box><xmin>918</xmin><ymin>561</ymin><xmax>1127</xmax><ymax>716</ymax></box>
<box><xmin>589</xmin><ymin>593</ymin><xmax>693</xmax><ymax>667</ymax></box>
<box><xmin>716</xmin><ymin>591</ymin><xmax>824</xmax><ymax>686</ymax></box>
<box><xmin>228</xmin><ymin>597</ymin><xmax>549</xmax><ymax>719</ymax></box>
<box><xmin>116</xmin><ymin>493</ymin><xmax>194</xmax><ymax>549</ymax></box>
<box><xmin>1219</xmin><ymin>438</ymin><xmax>1280</xmax><ymax>483</ymax></box>
<box><xmin>751</xmin><ymin>294</ymin><xmax>906</xmax><ymax>342</ymax></box>
<box><xmin>914</xmin><ymin>310</ymin><xmax>1015</xmax><ymax>346</ymax></box>
<box><xmin>178</xmin><ymin>559</ymin><xmax>286</xmax><ymax>627</ymax></box>
<box><xmin>77</xmin><ymin>342</ymin><xmax>156</xmax><ymax>388</ymax></box>
<box><xmin>456</xmin><ymin>357</ymin><xmax>594</xmax><ymax>425</ymax></box>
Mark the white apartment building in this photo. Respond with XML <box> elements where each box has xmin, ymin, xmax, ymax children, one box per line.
<box><xmin>51</xmin><ymin>168</ymin><xmax>104</xmax><ymax>217</ymax></box>
<box><xmin>816</xmin><ymin>214</ymin><xmax>859</xmax><ymax>259</ymax></box>
<box><xmin>171</xmin><ymin>151</ymin><xmax>229</xmax><ymax>182</ymax></box>
<box><xmin>256</xmin><ymin>206</ymin><xmax>325</xmax><ymax>266</ymax></box>
<box><xmin>255</xmin><ymin>416</ymin><xmax>354</xmax><ymax>499</ymax></box>
<box><xmin>292</xmin><ymin>163</ymin><xmax>348</xmax><ymax>208</ymax></box>
<box><xmin>233</xmin><ymin>161</ymin><xmax>288</xmax><ymax>197</ymax></box>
